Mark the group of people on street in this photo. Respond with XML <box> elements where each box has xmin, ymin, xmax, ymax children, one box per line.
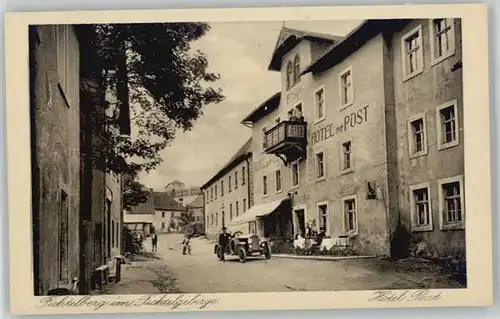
<box><xmin>295</xmin><ymin>226</ymin><xmax>327</xmax><ymax>245</ymax></box>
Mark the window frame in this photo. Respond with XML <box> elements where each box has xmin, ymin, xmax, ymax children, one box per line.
<box><xmin>243</xmin><ymin>198</ymin><xmax>247</xmax><ymax>212</ymax></box>
<box><xmin>275</xmin><ymin>168</ymin><xmax>283</xmax><ymax>193</ymax></box>
<box><xmin>438</xmin><ymin>175</ymin><xmax>465</xmax><ymax>231</ymax></box>
<box><xmin>293</xmin><ymin>54</ymin><xmax>301</xmax><ymax>85</ymax></box>
<box><xmin>409</xmin><ymin>182</ymin><xmax>434</xmax><ymax>232</ymax></box>
<box><xmin>286</xmin><ymin>61</ymin><xmax>293</xmax><ymax>90</ymax></box>
<box><xmin>235</xmin><ymin>171</ymin><xmax>238</xmax><ymax>189</ymax></box>
<box><xmin>401</xmin><ymin>24</ymin><xmax>424</xmax><ymax>82</ymax></box>
<box><xmin>314</xmin><ymin>85</ymin><xmax>326</xmax><ymax>124</ymax></box>
<box><xmin>262</xmin><ymin>174</ymin><xmax>269</xmax><ymax>197</ymax></box>
<box><xmin>242</xmin><ymin>166</ymin><xmax>246</xmax><ymax>185</ymax></box>
<box><xmin>342</xmin><ymin>194</ymin><xmax>359</xmax><ymax>236</ymax></box>
<box><xmin>429</xmin><ymin>18</ymin><xmax>456</xmax><ymax>66</ymax></box>
<box><xmin>290</xmin><ymin>160</ymin><xmax>300</xmax><ymax>189</ymax></box>
<box><xmin>407</xmin><ymin>112</ymin><xmax>428</xmax><ymax>158</ymax></box>
<box><xmin>316</xmin><ymin>201</ymin><xmax>329</xmax><ymax>235</ymax></box>
<box><xmin>261</xmin><ymin>125</ymin><xmax>267</xmax><ymax>151</ymax></box>
<box><xmin>436</xmin><ymin>99</ymin><xmax>460</xmax><ymax>150</ymax></box>
<box><xmin>340</xmin><ymin>139</ymin><xmax>354</xmax><ymax>174</ymax></box>
<box><xmin>338</xmin><ymin>66</ymin><xmax>354</xmax><ymax>110</ymax></box>
<box><xmin>315</xmin><ymin>149</ymin><xmax>326</xmax><ymax>181</ymax></box>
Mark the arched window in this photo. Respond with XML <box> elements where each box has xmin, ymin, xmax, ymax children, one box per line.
<box><xmin>293</xmin><ymin>54</ymin><xmax>301</xmax><ymax>84</ymax></box>
<box><xmin>286</xmin><ymin>61</ymin><xmax>293</xmax><ymax>89</ymax></box>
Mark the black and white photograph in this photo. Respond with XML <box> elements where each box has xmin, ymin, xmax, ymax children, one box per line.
<box><xmin>5</xmin><ymin>4</ymin><xmax>492</xmax><ymax>314</ymax></box>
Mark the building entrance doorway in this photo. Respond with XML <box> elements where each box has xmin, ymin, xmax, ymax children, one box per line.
<box><xmin>295</xmin><ymin>209</ymin><xmax>305</xmax><ymax>236</ymax></box>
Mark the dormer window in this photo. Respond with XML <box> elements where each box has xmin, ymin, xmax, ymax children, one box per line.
<box><xmin>293</xmin><ymin>54</ymin><xmax>300</xmax><ymax>83</ymax></box>
<box><xmin>285</xmin><ymin>54</ymin><xmax>301</xmax><ymax>90</ymax></box>
<box><xmin>286</xmin><ymin>62</ymin><xmax>293</xmax><ymax>89</ymax></box>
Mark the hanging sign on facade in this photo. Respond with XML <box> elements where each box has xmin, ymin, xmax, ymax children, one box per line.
<box><xmin>254</xmin><ymin>156</ymin><xmax>282</xmax><ymax>172</ymax></box>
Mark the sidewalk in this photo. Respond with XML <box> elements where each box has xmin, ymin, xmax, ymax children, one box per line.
<box><xmin>98</xmin><ymin>264</ymin><xmax>161</xmax><ymax>295</ymax></box>
<box><xmin>97</xmin><ymin>253</ymin><xmax>180</xmax><ymax>295</ymax></box>
<box><xmin>272</xmin><ymin>254</ymin><xmax>377</xmax><ymax>261</ymax></box>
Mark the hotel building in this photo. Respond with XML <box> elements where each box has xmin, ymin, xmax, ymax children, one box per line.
<box><xmin>230</xmin><ymin>19</ymin><xmax>464</xmax><ymax>258</ymax></box>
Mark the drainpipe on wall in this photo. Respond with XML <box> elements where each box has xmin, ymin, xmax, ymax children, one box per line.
<box><xmin>245</xmin><ymin>155</ymin><xmax>251</xmax><ymax>207</ymax></box>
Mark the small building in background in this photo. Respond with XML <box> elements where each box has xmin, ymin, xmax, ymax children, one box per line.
<box><xmin>201</xmin><ymin>138</ymin><xmax>254</xmax><ymax>240</ymax></box>
<box><xmin>187</xmin><ymin>194</ymin><xmax>205</xmax><ymax>234</ymax></box>
<box><xmin>152</xmin><ymin>191</ymin><xmax>187</xmax><ymax>233</ymax></box>
<box><xmin>123</xmin><ymin>189</ymin><xmax>155</xmax><ymax>236</ymax></box>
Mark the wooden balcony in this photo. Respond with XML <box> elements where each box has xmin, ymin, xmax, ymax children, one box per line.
<box><xmin>264</xmin><ymin>121</ymin><xmax>307</xmax><ymax>165</ymax></box>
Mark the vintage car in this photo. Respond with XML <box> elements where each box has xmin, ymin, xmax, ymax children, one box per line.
<box><xmin>214</xmin><ymin>231</ymin><xmax>271</xmax><ymax>263</ymax></box>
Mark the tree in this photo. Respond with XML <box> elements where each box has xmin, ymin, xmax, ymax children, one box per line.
<box><xmin>80</xmin><ymin>22</ymin><xmax>225</xmax><ymax>206</ymax></box>
<box><xmin>176</xmin><ymin>210</ymin><xmax>196</xmax><ymax>229</ymax></box>
<box><xmin>122</xmin><ymin>172</ymin><xmax>150</xmax><ymax>210</ymax></box>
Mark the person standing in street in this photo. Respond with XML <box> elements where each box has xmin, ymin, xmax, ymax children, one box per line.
<box><xmin>151</xmin><ymin>232</ymin><xmax>158</xmax><ymax>252</ymax></box>
<box><xmin>218</xmin><ymin>227</ymin><xmax>229</xmax><ymax>262</ymax></box>
<box><xmin>182</xmin><ymin>233</ymin><xmax>192</xmax><ymax>255</ymax></box>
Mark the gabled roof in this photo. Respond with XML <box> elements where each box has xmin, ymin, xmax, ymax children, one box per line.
<box><xmin>153</xmin><ymin>191</ymin><xmax>187</xmax><ymax>211</ymax></box>
<box><xmin>268</xmin><ymin>27</ymin><xmax>343</xmax><ymax>71</ymax></box>
<box><xmin>129</xmin><ymin>189</ymin><xmax>155</xmax><ymax>215</ymax></box>
<box><xmin>201</xmin><ymin>137</ymin><xmax>253</xmax><ymax>189</ymax></box>
<box><xmin>189</xmin><ymin>194</ymin><xmax>204</xmax><ymax>209</ymax></box>
<box><xmin>240</xmin><ymin>92</ymin><xmax>281</xmax><ymax>125</ymax></box>
<box><xmin>302</xmin><ymin>19</ymin><xmax>411</xmax><ymax>75</ymax></box>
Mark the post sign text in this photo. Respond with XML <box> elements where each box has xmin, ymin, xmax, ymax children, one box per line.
<box><xmin>285</xmin><ymin>85</ymin><xmax>302</xmax><ymax>106</ymax></box>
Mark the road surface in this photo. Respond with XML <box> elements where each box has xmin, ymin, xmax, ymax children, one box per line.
<box><xmin>136</xmin><ymin>233</ymin><xmax>465</xmax><ymax>293</ymax></box>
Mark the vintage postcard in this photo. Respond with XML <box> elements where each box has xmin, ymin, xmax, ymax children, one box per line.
<box><xmin>4</xmin><ymin>3</ymin><xmax>492</xmax><ymax>315</ymax></box>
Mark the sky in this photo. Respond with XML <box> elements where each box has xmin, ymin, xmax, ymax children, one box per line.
<box><xmin>139</xmin><ymin>19</ymin><xmax>362</xmax><ymax>191</ymax></box>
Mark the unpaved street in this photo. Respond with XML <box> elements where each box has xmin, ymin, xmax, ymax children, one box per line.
<box><xmin>120</xmin><ymin>233</ymin><xmax>464</xmax><ymax>294</ymax></box>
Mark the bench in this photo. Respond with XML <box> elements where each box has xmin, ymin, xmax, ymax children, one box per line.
<box><xmin>93</xmin><ymin>264</ymin><xmax>110</xmax><ymax>291</ymax></box>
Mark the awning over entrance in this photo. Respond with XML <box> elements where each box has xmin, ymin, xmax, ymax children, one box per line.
<box><xmin>228</xmin><ymin>197</ymin><xmax>289</xmax><ymax>226</ymax></box>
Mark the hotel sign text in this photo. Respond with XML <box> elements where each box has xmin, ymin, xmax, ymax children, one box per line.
<box><xmin>310</xmin><ymin>105</ymin><xmax>369</xmax><ymax>146</ymax></box>
<box><xmin>254</xmin><ymin>156</ymin><xmax>282</xmax><ymax>172</ymax></box>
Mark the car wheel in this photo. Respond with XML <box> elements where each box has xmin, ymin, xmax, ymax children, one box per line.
<box><xmin>238</xmin><ymin>247</ymin><xmax>247</xmax><ymax>263</ymax></box>
<box><xmin>263</xmin><ymin>244</ymin><xmax>271</xmax><ymax>259</ymax></box>
<box><xmin>216</xmin><ymin>246</ymin><xmax>223</xmax><ymax>260</ymax></box>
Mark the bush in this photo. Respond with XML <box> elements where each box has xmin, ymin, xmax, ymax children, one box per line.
<box><xmin>122</xmin><ymin>227</ymin><xmax>145</xmax><ymax>255</ymax></box>
<box><xmin>434</xmin><ymin>251</ymin><xmax>467</xmax><ymax>285</ymax></box>
<box><xmin>269</xmin><ymin>238</ymin><xmax>295</xmax><ymax>254</ymax></box>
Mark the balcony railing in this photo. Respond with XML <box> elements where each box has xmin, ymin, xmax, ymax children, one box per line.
<box><xmin>264</xmin><ymin>121</ymin><xmax>307</xmax><ymax>153</ymax></box>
